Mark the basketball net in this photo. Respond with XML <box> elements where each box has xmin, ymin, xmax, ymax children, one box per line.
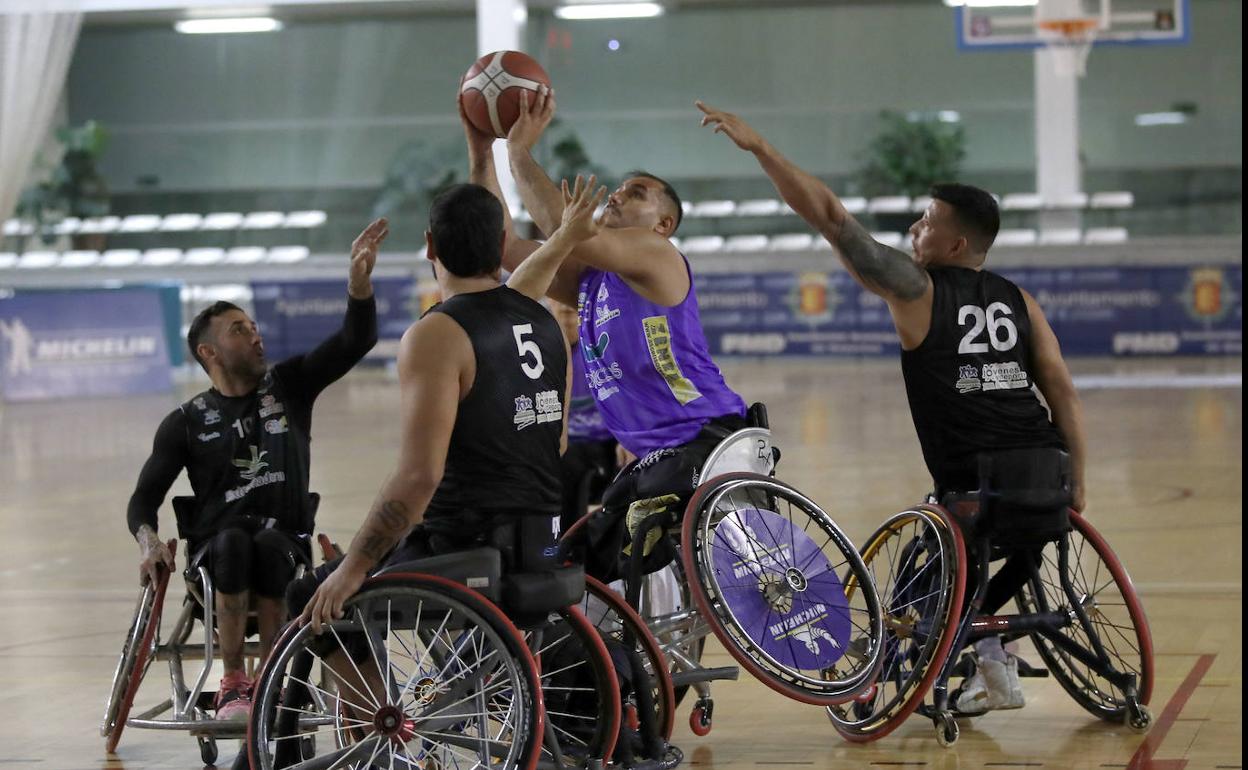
<box><xmin>1037</xmin><ymin>17</ymin><xmax>1100</xmax><ymax>77</ymax></box>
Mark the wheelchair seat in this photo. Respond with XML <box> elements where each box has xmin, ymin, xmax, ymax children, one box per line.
<box><xmin>941</xmin><ymin>448</ymin><xmax>1073</xmax><ymax>549</ymax></box>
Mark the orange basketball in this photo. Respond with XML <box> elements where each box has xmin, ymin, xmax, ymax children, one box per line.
<box><xmin>460</xmin><ymin>50</ymin><xmax>552</xmax><ymax>139</ymax></box>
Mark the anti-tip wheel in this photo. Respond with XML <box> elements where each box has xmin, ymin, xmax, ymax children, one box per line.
<box><xmin>934</xmin><ymin>712</ymin><xmax>959</xmax><ymax>748</ymax></box>
<box><xmin>1126</xmin><ymin>702</ymin><xmax>1154</xmax><ymax>733</ymax></box>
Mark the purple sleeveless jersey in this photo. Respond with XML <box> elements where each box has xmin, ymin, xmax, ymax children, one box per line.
<box><xmin>577</xmin><ymin>259</ymin><xmax>746</xmax><ymax>456</ymax></box>
<box><xmin>569</xmin><ymin>340</ymin><xmax>614</xmax><ymax>442</ymax></box>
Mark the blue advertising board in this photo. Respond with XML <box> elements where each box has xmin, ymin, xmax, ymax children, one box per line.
<box><xmin>251</xmin><ymin>277</ymin><xmax>434</xmax><ymax>362</ymax></box>
<box><xmin>0</xmin><ymin>288</ymin><xmax>172</xmax><ymax>402</ymax></box>
<box><xmin>693</xmin><ymin>265</ymin><xmax>1241</xmax><ymax>357</ymax></box>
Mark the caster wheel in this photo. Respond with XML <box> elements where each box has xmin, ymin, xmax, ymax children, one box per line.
<box><xmin>934</xmin><ymin>712</ymin><xmax>959</xmax><ymax>748</ymax></box>
<box><xmin>689</xmin><ymin>699</ymin><xmax>713</xmax><ymax>737</ymax></box>
<box><xmin>198</xmin><ymin>735</ymin><xmax>218</xmax><ymax>765</ymax></box>
<box><xmin>1126</xmin><ymin>703</ymin><xmax>1153</xmax><ymax>733</ymax></box>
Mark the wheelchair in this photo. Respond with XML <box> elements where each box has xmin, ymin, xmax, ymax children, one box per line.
<box><xmin>826</xmin><ymin>449</ymin><xmax>1155</xmax><ymax>746</ymax></box>
<box><xmin>101</xmin><ymin>497</ymin><xmax>332</xmax><ymax>766</ymax></box>
<box><xmin>563</xmin><ymin>404</ymin><xmax>886</xmax><ymax>734</ymax></box>
<box><xmin>245</xmin><ymin>515</ymin><xmax>630</xmax><ymax>770</ymax></box>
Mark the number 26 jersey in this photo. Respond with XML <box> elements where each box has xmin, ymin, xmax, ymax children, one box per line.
<box><xmin>901</xmin><ymin>267</ymin><xmax>1064</xmax><ymax>490</ymax></box>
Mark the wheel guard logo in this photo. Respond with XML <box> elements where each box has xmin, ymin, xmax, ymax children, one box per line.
<box><xmin>709</xmin><ymin>506</ymin><xmax>852</xmax><ymax>669</ymax></box>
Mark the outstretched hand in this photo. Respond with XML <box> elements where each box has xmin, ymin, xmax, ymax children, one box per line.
<box><xmin>507</xmin><ymin>86</ymin><xmax>555</xmax><ymax>152</ymax></box>
<box><xmin>348</xmin><ymin>218</ymin><xmax>388</xmax><ymax>299</ymax></box>
<box><xmin>695</xmin><ymin>100</ymin><xmax>768</xmax><ymax>154</ymax></box>
<box><xmin>557</xmin><ymin>174</ymin><xmax>607</xmax><ymax>244</ymax></box>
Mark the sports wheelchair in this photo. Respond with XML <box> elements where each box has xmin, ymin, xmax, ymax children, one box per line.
<box><xmin>244</xmin><ymin>514</ymin><xmax>655</xmax><ymax>770</ymax></box>
<box><xmin>563</xmin><ymin>404</ymin><xmax>886</xmax><ymax>734</ymax></box>
<box><xmin>101</xmin><ymin>497</ymin><xmax>333</xmax><ymax>766</ymax></box>
<box><xmin>827</xmin><ymin>448</ymin><xmax>1154</xmax><ymax>746</ymax></box>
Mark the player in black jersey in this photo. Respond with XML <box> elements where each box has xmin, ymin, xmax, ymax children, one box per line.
<box><xmin>125</xmin><ymin>219</ymin><xmax>386</xmax><ymax>719</ymax></box>
<box><xmin>296</xmin><ymin>176</ymin><xmax>606</xmax><ymax>633</ymax></box>
<box><xmin>698</xmin><ymin>103</ymin><xmax>1088</xmax><ymax>713</ymax></box>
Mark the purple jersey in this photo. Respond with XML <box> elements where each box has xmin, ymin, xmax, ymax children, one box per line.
<box><xmin>577</xmin><ymin>259</ymin><xmax>746</xmax><ymax>456</ymax></box>
<box><xmin>568</xmin><ymin>340</ymin><xmax>614</xmax><ymax>442</ymax></box>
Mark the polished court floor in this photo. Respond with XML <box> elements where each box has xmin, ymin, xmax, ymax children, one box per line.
<box><xmin>0</xmin><ymin>356</ymin><xmax>1240</xmax><ymax>769</ymax></box>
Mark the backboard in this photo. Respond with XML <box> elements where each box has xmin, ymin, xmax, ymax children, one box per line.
<box><xmin>955</xmin><ymin>0</ymin><xmax>1190</xmax><ymax>51</ymax></box>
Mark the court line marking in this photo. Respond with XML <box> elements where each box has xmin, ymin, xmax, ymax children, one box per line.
<box><xmin>1126</xmin><ymin>653</ymin><xmax>1217</xmax><ymax>770</ymax></box>
<box><xmin>1072</xmin><ymin>373</ymin><xmax>1241</xmax><ymax>390</ymax></box>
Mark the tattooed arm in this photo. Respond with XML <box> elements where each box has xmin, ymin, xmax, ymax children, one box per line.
<box><xmin>696</xmin><ymin>101</ymin><xmax>934</xmax><ymax>348</ymax></box>
<box><xmin>301</xmin><ymin>311</ymin><xmax>470</xmax><ymax>632</ymax></box>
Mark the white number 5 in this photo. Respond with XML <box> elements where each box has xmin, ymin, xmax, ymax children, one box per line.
<box><xmin>512</xmin><ymin>324</ymin><xmax>545</xmax><ymax>379</ymax></box>
<box><xmin>957</xmin><ymin>302</ymin><xmax>1018</xmax><ymax>354</ymax></box>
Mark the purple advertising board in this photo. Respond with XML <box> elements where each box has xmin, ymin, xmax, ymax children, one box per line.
<box><xmin>251</xmin><ymin>277</ymin><xmax>433</xmax><ymax>362</ymax></box>
<box><xmin>0</xmin><ymin>288</ymin><xmax>172</xmax><ymax>402</ymax></box>
<box><xmin>694</xmin><ymin>265</ymin><xmax>1241</xmax><ymax>357</ymax></box>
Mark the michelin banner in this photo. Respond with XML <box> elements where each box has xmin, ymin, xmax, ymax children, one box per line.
<box><xmin>695</xmin><ymin>265</ymin><xmax>1241</xmax><ymax>357</ymax></box>
<box><xmin>251</xmin><ymin>277</ymin><xmax>437</xmax><ymax>362</ymax></box>
<box><xmin>0</xmin><ymin>288</ymin><xmax>172</xmax><ymax>402</ymax></box>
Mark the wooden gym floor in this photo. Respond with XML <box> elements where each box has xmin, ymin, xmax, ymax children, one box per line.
<box><xmin>0</xmin><ymin>356</ymin><xmax>1240</xmax><ymax>769</ymax></box>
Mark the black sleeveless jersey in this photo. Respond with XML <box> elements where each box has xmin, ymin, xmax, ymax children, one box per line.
<box><xmin>901</xmin><ymin>267</ymin><xmax>1064</xmax><ymax>491</ymax></box>
<box><xmin>424</xmin><ymin>286</ymin><xmax>567</xmax><ymax>521</ymax></box>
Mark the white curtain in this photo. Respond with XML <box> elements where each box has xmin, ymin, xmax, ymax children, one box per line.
<box><xmin>0</xmin><ymin>11</ymin><xmax>82</xmax><ymax>226</ymax></box>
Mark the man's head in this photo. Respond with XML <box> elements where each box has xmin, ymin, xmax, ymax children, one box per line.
<box><xmin>426</xmin><ymin>183</ymin><xmax>505</xmax><ymax>278</ymax></box>
<box><xmin>187</xmin><ymin>301</ymin><xmax>267</xmax><ymax>381</ymax></box>
<box><xmin>598</xmin><ymin>172</ymin><xmax>683</xmax><ymax>238</ymax></box>
<box><xmin>909</xmin><ymin>183</ymin><xmax>1000</xmax><ymax>268</ymax></box>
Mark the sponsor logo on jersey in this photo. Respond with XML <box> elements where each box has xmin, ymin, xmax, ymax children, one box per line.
<box><xmin>535</xmin><ymin>389</ymin><xmax>562</xmax><ymax>424</ymax></box>
<box><xmin>513</xmin><ymin>395</ymin><xmax>536</xmax><ymax>430</ymax></box>
<box><xmin>642</xmin><ymin>316</ymin><xmax>703</xmax><ymax>405</ymax></box>
<box><xmin>594</xmin><ymin>303</ymin><xmax>621</xmax><ymax>328</ymax></box>
<box><xmin>259</xmin><ymin>399</ymin><xmax>285</xmax><ymax>418</ymax></box>
<box><xmin>193</xmin><ymin>397</ymin><xmax>207</xmax><ymax>411</ymax></box>
<box><xmin>197</xmin><ymin>431</ymin><xmax>221</xmax><ymax>442</ymax></box>
<box><xmin>956</xmin><ymin>364</ymin><xmax>982</xmax><ymax>394</ymax></box>
<box><xmin>582</xmin><ymin>331</ymin><xmax>610</xmax><ymax>362</ymax></box>
<box><xmin>264</xmin><ymin>416</ymin><xmax>288</xmax><ymax>435</ymax></box>
<box><xmin>203</xmin><ymin>409</ymin><xmax>221</xmax><ymax>425</ymax></box>
<box><xmin>233</xmin><ymin>445</ymin><xmax>270</xmax><ymax>481</ymax></box>
<box><xmin>980</xmin><ymin>362</ymin><xmax>1030</xmax><ymax>391</ymax></box>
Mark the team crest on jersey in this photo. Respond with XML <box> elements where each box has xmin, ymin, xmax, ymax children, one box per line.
<box><xmin>203</xmin><ymin>409</ymin><xmax>222</xmax><ymax>425</ymax></box>
<box><xmin>597</xmin><ymin>283</ymin><xmax>609</xmax><ymax>302</ymax></box>
<box><xmin>233</xmin><ymin>446</ymin><xmax>269</xmax><ymax>481</ymax></box>
<box><xmin>513</xmin><ymin>395</ymin><xmax>536</xmax><ymax>430</ymax></box>
<box><xmin>956</xmin><ymin>365</ymin><xmax>982</xmax><ymax>394</ymax></box>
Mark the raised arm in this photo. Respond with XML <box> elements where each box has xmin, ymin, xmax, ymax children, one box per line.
<box><xmin>300</xmin><ymin>312</ymin><xmax>469</xmax><ymax>631</ymax></box>
<box><xmin>506</xmin><ymin>175</ymin><xmax>606</xmax><ymax>301</ymax></box>
<box><xmin>1022</xmin><ymin>290</ymin><xmax>1087</xmax><ymax>512</ymax></box>
<box><xmin>696</xmin><ymin>101</ymin><xmax>932</xmax><ymax>338</ymax></box>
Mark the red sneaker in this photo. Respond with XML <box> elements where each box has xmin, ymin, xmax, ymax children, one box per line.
<box><xmin>215</xmin><ymin>670</ymin><xmax>254</xmax><ymax>721</ymax></box>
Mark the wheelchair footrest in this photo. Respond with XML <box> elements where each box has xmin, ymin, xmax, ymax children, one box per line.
<box><xmin>1015</xmin><ymin>657</ymin><xmax>1049</xmax><ymax>678</ymax></box>
<box><xmin>670</xmin><ymin>666</ymin><xmax>739</xmax><ymax>689</ymax></box>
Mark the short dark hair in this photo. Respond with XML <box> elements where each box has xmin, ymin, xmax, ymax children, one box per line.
<box><xmin>929</xmin><ymin>183</ymin><xmax>1000</xmax><ymax>253</ymax></box>
<box><xmin>429</xmin><ymin>183</ymin><xmax>504</xmax><ymax>278</ymax></box>
<box><xmin>628</xmin><ymin>170</ymin><xmax>683</xmax><ymax>234</ymax></box>
<box><xmin>187</xmin><ymin>301</ymin><xmax>243</xmax><ymax>370</ymax></box>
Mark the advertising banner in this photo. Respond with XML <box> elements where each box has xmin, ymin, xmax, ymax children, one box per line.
<box><xmin>0</xmin><ymin>288</ymin><xmax>172</xmax><ymax>402</ymax></box>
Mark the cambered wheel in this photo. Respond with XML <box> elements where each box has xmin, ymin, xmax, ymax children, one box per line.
<box><xmin>827</xmin><ymin>506</ymin><xmax>967</xmax><ymax>742</ymax></box>
<box><xmin>102</xmin><ymin>563</ymin><xmax>172</xmax><ymax>753</ymax></box>
<box><xmin>247</xmin><ymin>574</ymin><xmax>544</xmax><ymax>770</ymax></box>
<box><xmin>682</xmin><ymin>473</ymin><xmax>885</xmax><ymax>706</ymax></box>
<box><xmin>578</xmin><ymin>575</ymin><xmax>676</xmax><ymax>742</ymax></box>
<box><xmin>1014</xmin><ymin>511</ymin><xmax>1154</xmax><ymax>723</ymax></box>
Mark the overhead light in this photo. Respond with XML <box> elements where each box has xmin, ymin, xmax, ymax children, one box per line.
<box><xmin>101</xmin><ymin>249</ymin><xmax>141</xmax><ymax>267</ymax></box>
<box><xmin>185</xmin><ymin>248</ymin><xmax>226</xmax><ymax>265</ymax></box>
<box><xmin>18</xmin><ymin>251</ymin><xmax>59</xmax><ymax>269</ymax></box>
<box><xmin>283</xmin><ymin>210</ymin><xmax>327</xmax><ymax>228</ymax></box>
<box><xmin>554</xmin><ymin>3</ymin><xmax>664</xmax><ymax>20</ymax></box>
<box><xmin>1134</xmin><ymin>111</ymin><xmax>1188</xmax><ymax>127</ymax></box>
<box><xmin>267</xmin><ymin>246</ymin><xmax>310</xmax><ymax>264</ymax></box>
<box><xmin>226</xmin><ymin>247</ymin><xmax>267</xmax><ymax>264</ymax></box>
<box><xmin>175</xmin><ymin>17</ymin><xmax>283</xmax><ymax>34</ymax></box>
<box><xmin>943</xmin><ymin>0</ymin><xmax>1036</xmax><ymax>7</ymax></box>
<box><xmin>142</xmin><ymin>249</ymin><xmax>183</xmax><ymax>266</ymax></box>
<box><xmin>0</xmin><ymin>253</ymin><xmax>17</xmax><ymax>269</ymax></box>
<box><xmin>59</xmin><ymin>250</ymin><xmax>101</xmax><ymax>268</ymax></box>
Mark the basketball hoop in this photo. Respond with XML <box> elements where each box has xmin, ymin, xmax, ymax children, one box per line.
<box><xmin>1037</xmin><ymin>17</ymin><xmax>1100</xmax><ymax>77</ymax></box>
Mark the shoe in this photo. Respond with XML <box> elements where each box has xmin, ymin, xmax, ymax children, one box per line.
<box><xmin>215</xmin><ymin>670</ymin><xmax>254</xmax><ymax>721</ymax></box>
<box><xmin>954</xmin><ymin>656</ymin><xmax>1025</xmax><ymax>714</ymax></box>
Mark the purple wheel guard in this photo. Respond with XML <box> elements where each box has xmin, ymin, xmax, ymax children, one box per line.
<box><xmin>709</xmin><ymin>506</ymin><xmax>852</xmax><ymax>669</ymax></box>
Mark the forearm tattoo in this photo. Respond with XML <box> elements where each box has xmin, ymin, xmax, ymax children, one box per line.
<box><xmin>836</xmin><ymin>217</ymin><xmax>928</xmax><ymax>301</ymax></box>
<box><xmin>353</xmin><ymin>500</ymin><xmax>412</xmax><ymax>565</ymax></box>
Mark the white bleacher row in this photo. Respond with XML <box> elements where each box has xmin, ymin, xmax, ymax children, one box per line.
<box><xmin>1</xmin><ymin>210</ymin><xmax>327</xmax><ymax>238</ymax></box>
<box><xmin>672</xmin><ymin>227</ymin><xmax>1129</xmax><ymax>254</ymax></box>
<box><xmin>0</xmin><ymin>246</ymin><xmax>310</xmax><ymax>270</ymax></box>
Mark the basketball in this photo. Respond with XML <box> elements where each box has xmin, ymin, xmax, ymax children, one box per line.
<box><xmin>460</xmin><ymin>50</ymin><xmax>551</xmax><ymax>138</ymax></box>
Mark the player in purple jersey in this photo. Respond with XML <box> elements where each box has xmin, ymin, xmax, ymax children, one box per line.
<box><xmin>459</xmin><ymin>89</ymin><xmax>747</xmax><ymax>583</ymax></box>
<box><xmin>697</xmin><ymin>101</ymin><xmax>1090</xmax><ymax>713</ymax></box>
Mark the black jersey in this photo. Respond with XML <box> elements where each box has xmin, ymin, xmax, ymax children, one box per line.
<box><xmin>423</xmin><ymin>286</ymin><xmax>567</xmax><ymax>523</ymax></box>
<box><xmin>127</xmin><ymin>296</ymin><xmax>377</xmax><ymax>543</ymax></box>
<box><xmin>901</xmin><ymin>267</ymin><xmax>1064</xmax><ymax>492</ymax></box>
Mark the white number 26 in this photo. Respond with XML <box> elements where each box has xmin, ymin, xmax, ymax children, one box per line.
<box><xmin>512</xmin><ymin>324</ymin><xmax>545</xmax><ymax>379</ymax></box>
<box><xmin>957</xmin><ymin>302</ymin><xmax>1018</xmax><ymax>354</ymax></box>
